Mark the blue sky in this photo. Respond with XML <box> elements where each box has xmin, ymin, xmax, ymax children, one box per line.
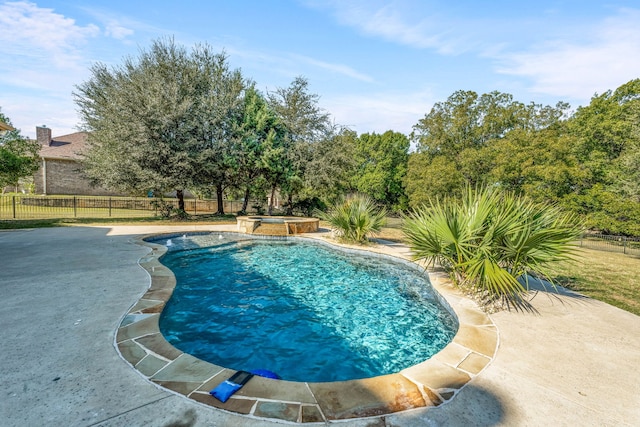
<box><xmin>1</xmin><ymin>0</ymin><xmax>640</xmax><ymax>139</ymax></box>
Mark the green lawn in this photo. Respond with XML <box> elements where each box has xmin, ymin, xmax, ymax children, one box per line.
<box><xmin>0</xmin><ymin>195</ymin><xmax>155</xmax><ymax>220</ymax></box>
<box><xmin>546</xmin><ymin>248</ymin><xmax>640</xmax><ymax>316</ymax></box>
<box><xmin>0</xmin><ymin>215</ymin><xmax>236</xmax><ymax>229</ymax></box>
<box><xmin>0</xmin><ymin>194</ymin><xmax>228</xmax><ymax>221</ymax></box>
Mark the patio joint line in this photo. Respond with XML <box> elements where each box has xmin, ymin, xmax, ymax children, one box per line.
<box><xmin>85</xmin><ymin>394</ymin><xmax>173</xmax><ymax>427</ymax></box>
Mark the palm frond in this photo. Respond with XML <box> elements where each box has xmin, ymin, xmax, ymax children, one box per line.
<box><xmin>403</xmin><ymin>184</ymin><xmax>584</xmax><ymax>309</ymax></box>
<box><xmin>317</xmin><ymin>194</ymin><xmax>387</xmax><ymax>244</ymax></box>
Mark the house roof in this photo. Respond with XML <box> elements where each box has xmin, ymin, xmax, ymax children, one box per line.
<box><xmin>0</xmin><ymin>121</ymin><xmax>14</xmax><ymax>132</ymax></box>
<box><xmin>39</xmin><ymin>132</ymin><xmax>89</xmax><ymax>160</ymax></box>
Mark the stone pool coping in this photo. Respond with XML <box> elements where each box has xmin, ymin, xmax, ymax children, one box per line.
<box><xmin>116</xmin><ymin>231</ymin><xmax>498</xmax><ymax>424</ymax></box>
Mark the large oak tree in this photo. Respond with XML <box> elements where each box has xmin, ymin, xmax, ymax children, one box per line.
<box><xmin>75</xmin><ymin>38</ymin><xmax>247</xmax><ymax>213</ymax></box>
<box><xmin>266</xmin><ymin>76</ymin><xmax>331</xmax><ymax>214</ymax></box>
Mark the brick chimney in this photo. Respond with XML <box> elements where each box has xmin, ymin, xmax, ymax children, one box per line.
<box><xmin>36</xmin><ymin>125</ymin><xmax>52</xmax><ymax>146</ymax></box>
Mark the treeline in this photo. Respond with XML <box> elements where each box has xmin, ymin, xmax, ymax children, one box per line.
<box><xmin>73</xmin><ymin>38</ymin><xmax>639</xmax><ymax>235</ymax></box>
<box><xmin>408</xmin><ymin>81</ymin><xmax>640</xmax><ymax>236</ymax></box>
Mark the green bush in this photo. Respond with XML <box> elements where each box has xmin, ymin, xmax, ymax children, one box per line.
<box><xmin>317</xmin><ymin>194</ymin><xmax>387</xmax><ymax>244</ymax></box>
<box><xmin>150</xmin><ymin>198</ymin><xmax>188</xmax><ymax>220</ymax></box>
<box><xmin>403</xmin><ymin>185</ymin><xmax>583</xmax><ymax>308</ymax></box>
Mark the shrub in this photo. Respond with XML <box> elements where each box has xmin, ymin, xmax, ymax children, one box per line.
<box><xmin>151</xmin><ymin>198</ymin><xmax>189</xmax><ymax>220</ymax></box>
<box><xmin>317</xmin><ymin>194</ymin><xmax>387</xmax><ymax>244</ymax></box>
<box><xmin>403</xmin><ymin>185</ymin><xmax>583</xmax><ymax>308</ymax></box>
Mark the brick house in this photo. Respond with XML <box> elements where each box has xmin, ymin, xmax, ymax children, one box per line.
<box><xmin>33</xmin><ymin>126</ymin><xmax>116</xmax><ymax>195</ymax></box>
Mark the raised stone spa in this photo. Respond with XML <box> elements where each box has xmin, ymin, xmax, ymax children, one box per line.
<box><xmin>236</xmin><ymin>216</ymin><xmax>319</xmax><ymax>236</ymax></box>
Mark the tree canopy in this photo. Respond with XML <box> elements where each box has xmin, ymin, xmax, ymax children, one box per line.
<box><xmin>75</xmin><ymin>39</ymin><xmax>249</xmax><ymax>212</ymax></box>
<box><xmin>75</xmin><ymin>39</ymin><xmax>340</xmax><ymax>216</ymax></box>
<box><xmin>406</xmin><ymin>79</ymin><xmax>640</xmax><ymax>236</ymax></box>
<box><xmin>0</xmin><ymin>109</ymin><xmax>40</xmax><ymax>192</ymax></box>
<box><xmin>266</xmin><ymin>76</ymin><xmax>332</xmax><ymax>214</ymax></box>
<box><xmin>352</xmin><ymin>131</ymin><xmax>409</xmax><ymax>210</ymax></box>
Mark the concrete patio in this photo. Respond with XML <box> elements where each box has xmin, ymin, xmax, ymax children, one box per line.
<box><xmin>1</xmin><ymin>225</ymin><xmax>639</xmax><ymax>426</ymax></box>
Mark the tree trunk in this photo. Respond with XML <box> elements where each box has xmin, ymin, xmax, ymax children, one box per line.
<box><xmin>176</xmin><ymin>189</ymin><xmax>185</xmax><ymax>211</ymax></box>
<box><xmin>216</xmin><ymin>183</ymin><xmax>225</xmax><ymax>215</ymax></box>
<box><xmin>240</xmin><ymin>186</ymin><xmax>250</xmax><ymax>214</ymax></box>
<box><xmin>285</xmin><ymin>193</ymin><xmax>293</xmax><ymax>216</ymax></box>
<box><xmin>268</xmin><ymin>185</ymin><xmax>276</xmax><ymax>216</ymax></box>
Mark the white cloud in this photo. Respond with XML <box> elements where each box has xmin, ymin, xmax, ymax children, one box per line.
<box><xmin>0</xmin><ymin>1</ymin><xmax>105</xmax><ymax>136</ymax></box>
<box><xmin>0</xmin><ymin>1</ymin><xmax>99</xmax><ymax>68</ymax></box>
<box><xmin>0</xmin><ymin>1</ymin><xmax>100</xmax><ymax>98</ymax></box>
<box><xmin>324</xmin><ymin>89</ymin><xmax>434</xmax><ymax>136</ymax></box>
<box><xmin>497</xmin><ymin>8</ymin><xmax>640</xmax><ymax>102</ymax></box>
<box><xmin>292</xmin><ymin>54</ymin><xmax>374</xmax><ymax>82</ymax></box>
<box><xmin>2</xmin><ymin>93</ymin><xmax>79</xmax><ymax>138</ymax></box>
<box><xmin>105</xmin><ymin>22</ymin><xmax>135</xmax><ymax>40</ymax></box>
<box><xmin>303</xmin><ymin>0</ymin><xmax>463</xmax><ymax>54</ymax></box>
<box><xmin>223</xmin><ymin>45</ymin><xmax>375</xmax><ymax>86</ymax></box>
<box><xmin>79</xmin><ymin>6</ymin><xmax>168</xmax><ymax>42</ymax></box>
<box><xmin>339</xmin><ymin>4</ymin><xmax>440</xmax><ymax>49</ymax></box>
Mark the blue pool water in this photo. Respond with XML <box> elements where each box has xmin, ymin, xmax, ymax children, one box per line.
<box><xmin>157</xmin><ymin>233</ymin><xmax>458</xmax><ymax>382</ymax></box>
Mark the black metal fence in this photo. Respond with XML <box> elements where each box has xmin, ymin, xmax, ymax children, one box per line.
<box><xmin>0</xmin><ymin>195</ymin><xmax>263</xmax><ymax>219</ymax></box>
<box><xmin>579</xmin><ymin>233</ymin><xmax>640</xmax><ymax>257</ymax></box>
<box><xmin>3</xmin><ymin>195</ymin><xmax>639</xmax><ymax>257</ymax></box>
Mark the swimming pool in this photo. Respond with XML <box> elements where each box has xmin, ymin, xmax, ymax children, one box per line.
<box><xmin>120</xmin><ymin>229</ymin><xmax>497</xmax><ymax>422</ymax></box>
<box><xmin>156</xmin><ymin>233</ymin><xmax>458</xmax><ymax>382</ymax></box>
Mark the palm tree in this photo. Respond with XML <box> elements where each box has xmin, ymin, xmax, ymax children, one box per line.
<box><xmin>403</xmin><ymin>185</ymin><xmax>583</xmax><ymax>308</ymax></box>
<box><xmin>317</xmin><ymin>194</ymin><xmax>387</xmax><ymax>244</ymax></box>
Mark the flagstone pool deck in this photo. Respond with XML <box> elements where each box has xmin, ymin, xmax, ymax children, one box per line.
<box><xmin>1</xmin><ymin>225</ymin><xmax>639</xmax><ymax>426</ymax></box>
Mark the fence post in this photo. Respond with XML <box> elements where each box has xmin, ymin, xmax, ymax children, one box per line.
<box><xmin>12</xmin><ymin>195</ymin><xmax>16</xmax><ymax>219</ymax></box>
<box><xmin>194</xmin><ymin>199</ymin><xmax>197</xmax><ymax>216</ymax></box>
<box><xmin>109</xmin><ymin>197</ymin><xmax>112</xmax><ymax>217</ymax></box>
<box><xmin>623</xmin><ymin>236</ymin><xmax>627</xmax><ymax>255</ymax></box>
<box><xmin>73</xmin><ymin>196</ymin><xmax>77</xmax><ymax>217</ymax></box>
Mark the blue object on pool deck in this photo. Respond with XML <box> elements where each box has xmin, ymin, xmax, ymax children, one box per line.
<box><xmin>210</xmin><ymin>371</ymin><xmax>254</xmax><ymax>403</ymax></box>
<box><xmin>250</xmin><ymin>369</ymin><xmax>280</xmax><ymax>379</ymax></box>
